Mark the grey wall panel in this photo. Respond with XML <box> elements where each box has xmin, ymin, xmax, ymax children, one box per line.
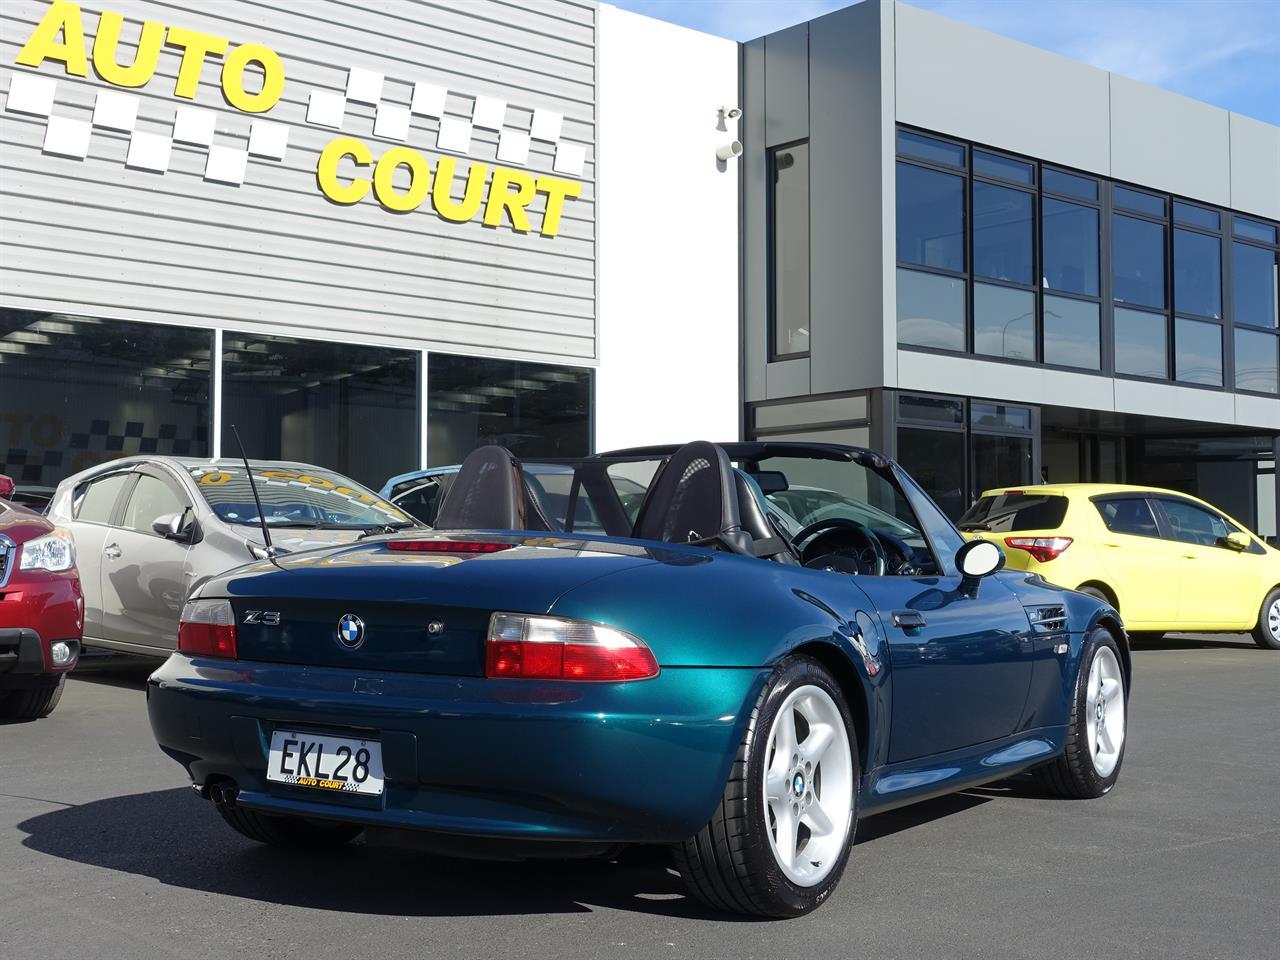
<box><xmin>741</xmin><ymin>36</ymin><xmax>767</xmax><ymax>403</ymax></box>
<box><xmin>1229</xmin><ymin>112</ymin><xmax>1280</xmax><ymax>221</ymax></box>
<box><xmin>894</xmin><ymin>1</ymin><xmax>1110</xmax><ymax>177</ymax></box>
<box><xmin>0</xmin><ymin>0</ymin><xmax>596</xmax><ymax>364</ymax></box>
<box><xmin>808</xmin><ymin>0</ymin><xmax>887</xmax><ymax>397</ymax></box>
<box><xmin>763</xmin><ymin>22</ymin><xmax>807</xmax><ymax>148</ymax></box>
<box><xmin>1109</xmin><ymin>76</ymin><xmax>1230</xmax><ymax>207</ymax></box>
<box><xmin>765</xmin><ymin>356</ymin><xmax>811</xmax><ymax>399</ymax></box>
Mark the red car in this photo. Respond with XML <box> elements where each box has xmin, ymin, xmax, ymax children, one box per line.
<box><xmin>0</xmin><ymin>474</ymin><xmax>83</xmax><ymax>720</ymax></box>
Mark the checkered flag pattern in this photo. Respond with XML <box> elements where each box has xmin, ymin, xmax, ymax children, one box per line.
<box><xmin>306</xmin><ymin>66</ymin><xmax>587</xmax><ymax>177</ymax></box>
<box><xmin>0</xmin><ymin>420</ymin><xmax>208</xmax><ymax>485</ymax></box>
<box><xmin>4</xmin><ymin>70</ymin><xmax>287</xmax><ymax>186</ymax></box>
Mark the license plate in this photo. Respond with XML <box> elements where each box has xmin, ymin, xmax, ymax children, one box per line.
<box><xmin>267</xmin><ymin>729</ymin><xmax>385</xmax><ymax>796</ymax></box>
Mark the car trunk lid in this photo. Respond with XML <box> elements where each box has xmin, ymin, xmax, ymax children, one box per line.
<box><xmin>220</xmin><ymin>535</ymin><xmax>659</xmax><ymax>676</ymax></box>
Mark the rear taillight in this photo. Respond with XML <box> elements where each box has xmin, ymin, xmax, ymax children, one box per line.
<box><xmin>1005</xmin><ymin>536</ymin><xmax>1074</xmax><ymax>563</ymax></box>
<box><xmin>177</xmin><ymin>599</ymin><xmax>238</xmax><ymax>658</ymax></box>
<box><xmin>387</xmin><ymin>540</ymin><xmax>515</xmax><ymax>554</ymax></box>
<box><xmin>485</xmin><ymin>613</ymin><xmax>659</xmax><ymax>682</ymax></box>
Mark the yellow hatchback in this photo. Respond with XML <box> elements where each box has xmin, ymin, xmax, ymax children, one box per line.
<box><xmin>959</xmin><ymin>484</ymin><xmax>1280</xmax><ymax>651</ymax></box>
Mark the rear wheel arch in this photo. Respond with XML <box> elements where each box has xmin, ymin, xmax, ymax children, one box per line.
<box><xmin>1093</xmin><ymin>614</ymin><xmax>1132</xmax><ymax>687</ymax></box>
<box><xmin>788</xmin><ymin>641</ymin><xmax>870</xmax><ymax>776</ymax></box>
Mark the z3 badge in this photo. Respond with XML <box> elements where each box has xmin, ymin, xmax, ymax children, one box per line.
<box><xmin>243</xmin><ymin>610</ymin><xmax>281</xmax><ymax>625</ymax></box>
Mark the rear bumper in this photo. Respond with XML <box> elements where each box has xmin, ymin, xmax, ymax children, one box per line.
<box><xmin>147</xmin><ymin>654</ymin><xmax>765</xmax><ymax>844</ymax></box>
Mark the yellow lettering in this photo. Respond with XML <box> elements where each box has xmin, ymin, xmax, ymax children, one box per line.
<box><xmin>373</xmin><ymin>147</ymin><xmax>430</xmax><ymax>213</ymax></box>
<box><xmin>221</xmin><ymin>43</ymin><xmax>283</xmax><ymax>113</ymax></box>
<box><xmin>316</xmin><ymin>137</ymin><xmax>371</xmax><ymax>205</ymax></box>
<box><xmin>535</xmin><ymin>175</ymin><xmax>582</xmax><ymax>238</ymax></box>
<box><xmin>484</xmin><ymin>166</ymin><xmax>537</xmax><ymax>232</ymax></box>
<box><xmin>259</xmin><ymin>470</ymin><xmax>299</xmax><ymax>481</ymax></box>
<box><xmin>165</xmin><ymin>26</ymin><xmax>228</xmax><ymax>99</ymax></box>
<box><xmin>15</xmin><ymin>0</ymin><xmax>87</xmax><ymax>76</ymax></box>
<box><xmin>91</xmin><ymin>11</ymin><xmax>164</xmax><ymax>87</ymax></box>
<box><xmin>297</xmin><ymin>474</ymin><xmax>335</xmax><ymax>489</ymax></box>
<box><xmin>431</xmin><ymin>156</ymin><xmax>487</xmax><ymax>223</ymax></box>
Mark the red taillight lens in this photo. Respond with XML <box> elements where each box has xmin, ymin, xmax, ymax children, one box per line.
<box><xmin>177</xmin><ymin>598</ymin><xmax>238</xmax><ymax>658</ymax></box>
<box><xmin>484</xmin><ymin>613</ymin><xmax>659</xmax><ymax>682</ymax></box>
<box><xmin>387</xmin><ymin>540</ymin><xmax>515</xmax><ymax>553</ymax></box>
<box><xmin>1004</xmin><ymin>536</ymin><xmax>1074</xmax><ymax>563</ymax></box>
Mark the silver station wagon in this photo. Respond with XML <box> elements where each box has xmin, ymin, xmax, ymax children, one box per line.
<box><xmin>46</xmin><ymin>458</ymin><xmax>417</xmax><ymax>656</ymax></box>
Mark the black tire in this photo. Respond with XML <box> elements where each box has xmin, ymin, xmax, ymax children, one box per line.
<box><xmin>1251</xmin><ymin>587</ymin><xmax>1280</xmax><ymax>651</ymax></box>
<box><xmin>0</xmin><ymin>677</ymin><xmax>65</xmax><ymax>721</ymax></box>
<box><xmin>672</xmin><ymin>656</ymin><xmax>858</xmax><ymax>918</ymax></box>
<box><xmin>1035</xmin><ymin>628</ymin><xmax>1127</xmax><ymax>799</ymax></box>
<box><xmin>1076</xmin><ymin>585</ymin><xmax>1111</xmax><ymax>606</ymax></box>
<box><xmin>215</xmin><ymin>799</ymin><xmax>363</xmax><ymax>848</ymax></box>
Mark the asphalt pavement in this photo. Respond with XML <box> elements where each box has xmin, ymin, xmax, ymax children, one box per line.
<box><xmin>1</xmin><ymin>635</ymin><xmax>1277</xmax><ymax>960</ymax></box>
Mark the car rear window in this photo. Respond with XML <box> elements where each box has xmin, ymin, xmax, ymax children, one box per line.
<box><xmin>959</xmin><ymin>493</ymin><xmax>1069</xmax><ymax>532</ymax></box>
<box><xmin>1094</xmin><ymin>498</ymin><xmax>1160</xmax><ymax>537</ymax></box>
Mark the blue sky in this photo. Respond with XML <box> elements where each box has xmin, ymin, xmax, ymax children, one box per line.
<box><xmin>609</xmin><ymin>1</ymin><xmax>1280</xmax><ymax>124</ymax></box>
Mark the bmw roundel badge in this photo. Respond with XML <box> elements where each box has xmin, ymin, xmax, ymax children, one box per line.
<box><xmin>337</xmin><ymin>613</ymin><xmax>365</xmax><ymax>649</ymax></box>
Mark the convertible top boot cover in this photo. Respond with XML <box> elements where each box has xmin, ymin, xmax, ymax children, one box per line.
<box><xmin>432</xmin><ymin>445</ymin><xmax>553</xmax><ymax>531</ymax></box>
<box><xmin>631</xmin><ymin>441</ymin><xmax>755</xmax><ymax>556</ymax></box>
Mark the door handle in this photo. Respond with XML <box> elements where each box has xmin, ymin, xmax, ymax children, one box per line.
<box><xmin>104</xmin><ymin>543</ymin><xmax>121</xmax><ymax>560</ymax></box>
<box><xmin>892</xmin><ymin>610</ymin><xmax>927</xmax><ymax>630</ymax></box>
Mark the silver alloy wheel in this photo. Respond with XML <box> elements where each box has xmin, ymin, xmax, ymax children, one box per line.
<box><xmin>1085</xmin><ymin>646</ymin><xmax>1126</xmax><ymax>777</ymax></box>
<box><xmin>762</xmin><ymin>684</ymin><xmax>854</xmax><ymax>887</ymax></box>
<box><xmin>1268</xmin><ymin>599</ymin><xmax>1280</xmax><ymax>641</ymax></box>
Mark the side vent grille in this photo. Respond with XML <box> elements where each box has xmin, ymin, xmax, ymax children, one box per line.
<box><xmin>1027</xmin><ymin>604</ymin><xmax>1068</xmax><ymax>634</ymax></box>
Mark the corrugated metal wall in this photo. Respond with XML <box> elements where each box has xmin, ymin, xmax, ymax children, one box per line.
<box><xmin>0</xmin><ymin>0</ymin><xmax>597</xmax><ymax>362</ymax></box>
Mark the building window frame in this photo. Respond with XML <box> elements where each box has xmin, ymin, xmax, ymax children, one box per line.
<box><xmin>767</xmin><ymin>139</ymin><xmax>812</xmax><ymax>362</ymax></box>
<box><xmin>892</xmin><ymin>124</ymin><xmax>1280</xmax><ymax>398</ymax></box>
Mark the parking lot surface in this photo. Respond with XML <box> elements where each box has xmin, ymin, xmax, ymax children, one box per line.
<box><xmin>1</xmin><ymin>635</ymin><xmax>1277</xmax><ymax>960</ymax></box>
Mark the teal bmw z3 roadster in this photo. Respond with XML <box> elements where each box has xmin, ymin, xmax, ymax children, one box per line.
<box><xmin>147</xmin><ymin>441</ymin><xmax>1130</xmax><ymax>917</ymax></box>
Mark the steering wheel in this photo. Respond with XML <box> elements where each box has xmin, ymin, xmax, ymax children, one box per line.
<box><xmin>793</xmin><ymin>518</ymin><xmax>887</xmax><ymax>576</ymax></box>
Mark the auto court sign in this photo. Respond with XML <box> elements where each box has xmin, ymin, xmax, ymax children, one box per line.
<box><xmin>9</xmin><ymin>0</ymin><xmax>584</xmax><ymax>236</ymax></box>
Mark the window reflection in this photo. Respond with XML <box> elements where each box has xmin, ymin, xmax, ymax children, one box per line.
<box><xmin>896</xmin><ymin>269</ymin><xmax>965</xmax><ymax>351</ymax></box>
<box><xmin>1043</xmin><ymin>296</ymin><xmax>1100</xmax><ymax>369</ymax></box>
<box><xmin>973</xmin><ymin>284</ymin><xmax>1034</xmax><ymax>361</ymax></box>
<box><xmin>1173</xmin><ymin>228</ymin><xmax>1221</xmax><ymax>319</ymax></box>
<box><xmin>1173</xmin><ymin>318</ymin><xmax>1223</xmax><ymax>386</ymax></box>
<box><xmin>221</xmin><ymin>333</ymin><xmax>417</xmax><ymax>490</ymax></box>
<box><xmin>973</xmin><ymin>182</ymin><xmax>1032</xmax><ymax>284</ymax></box>
<box><xmin>1042</xmin><ymin>199</ymin><xmax>1099</xmax><ymax>296</ymax></box>
<box><xmin>0</xmin><ymin>309</ymin><xmax>210</xmax><ymax>493</ymax></box>
<box><xmin>897</xmin><ymin>163</ymin><xmax>965</xmax><ymax>272</ymax></box>
<box><xmin>1114</xmin><ymin>215</ymin><xmax>1166</xmax><ymax>309</ymax></box>
<box><xmin>770</xmin><ymin>142</ymin><xmax>810</xmax><ymax>357</ymax></box>
<box><xmin>1234</xmin><ymin>328</ymin><xmax>1279</xmax><ymax>394</ymax></box>
<box><xmin>426</xmin><ymin>354</ymin><xmax>591</xmax><ymax>467</ymax></box>
<box><xmin>1233</xmin><ymin>242</ymin><xmax>1278</xmax><ymax>328</ymax></box>
<box><xmin>1114</xmin><ymin>308</ymin><xmax>1168</xmax><ymax>379</ymax></box>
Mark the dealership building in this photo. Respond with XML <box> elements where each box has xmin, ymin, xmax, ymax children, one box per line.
<box><xmin>1</xmin><ymin>0</ymin><xmax>1278</xmax><ymax>533</ymax></box>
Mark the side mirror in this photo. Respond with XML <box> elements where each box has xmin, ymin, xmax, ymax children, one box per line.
<box><xmin>0</xmin><ymin>474</ymin><xmax>14</xmax><ymax>498</ymax></box>
<box><xmin>152</xmin><ymin>512</ymin><xmax>189</xmax><ymax>541</ymax></box>
<box><xmin>955</xmin><ymin>538</ymin><xmax>1005</xmax><ymax>595</ymax></box>
<box><xmin>1223</xmin><ymin>531</ymin><xmax>1252</xmax><ymax>552</ymax></box>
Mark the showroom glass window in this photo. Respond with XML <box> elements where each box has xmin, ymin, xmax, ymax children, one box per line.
<box><xmin>896</xmin><ymin>131</ymin><xmax>967</xmax><ymax>351</ymax></box>
<box><xmin>769</xmin><ymin>141</ymin><xmax>810</xmax><ymax>359</ymax></box>
<box><xmin>220</xmin><ymin>333</ymin><xmax>418</xmax><ymax>491</ymax></box>
<box><xmin>426</xmin><ymin>354</ymin><xmax>591</xmax><ymax>467</ymax></box>
<box><xmin>0</xmin><ymin>309</ymin><xmax>211</xmax><ymax>495</ymax></box>
<box><xmin>1231</xmin><ymin>217</ymin><xmax>1280</xmax><ymax>394</ymax></box>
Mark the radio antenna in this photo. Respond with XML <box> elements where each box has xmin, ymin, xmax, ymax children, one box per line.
<box><xmin>230</xmin><ymin>424</ymin><xmax>274</xmax><ymax>559</ymax></box>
